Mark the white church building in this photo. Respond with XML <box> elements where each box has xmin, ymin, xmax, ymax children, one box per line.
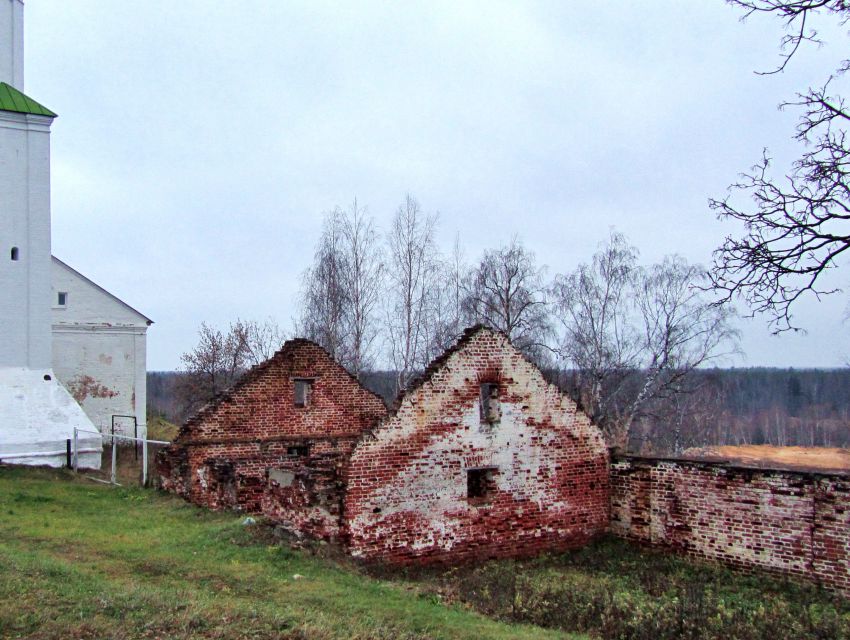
<box><xmin>51</xmin><ymin>256</ymin><xmax>152</xmax><ymax>438</ymax></box>
<box><xmin>1</xmin><ymin>0</ymin><xmax>150</xmax><ymax>467</ymax></box>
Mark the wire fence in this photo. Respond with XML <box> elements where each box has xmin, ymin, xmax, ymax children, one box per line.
<box><xmin>72</xmin><ymin>428</ymin><xmax>170</xmax><ymax>487</ymax></box>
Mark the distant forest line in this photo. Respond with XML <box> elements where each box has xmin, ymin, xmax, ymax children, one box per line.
<box><xmin>148</xmin><ymin>368</ymin><xmax>850</xmax><ymax>454</ymax></box>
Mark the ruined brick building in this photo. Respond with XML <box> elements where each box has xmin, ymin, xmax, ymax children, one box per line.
<box><xmin>157</xmin><ymin>339</ymin><xmax>389</xmax><ymax>517</ymax></box>
<box><xmin>158</xmin><ymin>326</ymin><xmax>611</xmax><ymax>563</ymax></box>
<box><xmin>157</xmin><ymin>326</ymin><xmax>850</xmax><ymax>590</ymax></box>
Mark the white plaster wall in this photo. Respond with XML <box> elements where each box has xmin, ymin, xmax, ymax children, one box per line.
<box><xmin>0</xmin><ymin>111</ymin><xmax>54</xmax><ymax>370</ymax></box>
<box><xmin>52</xmin><ymin>328</ymin><xmax>146</xmax><ymax>436</ymax></box>
<box><xmin>0</xmin><ymin>0</ymin><xmax>24</xmax><ymax>89</ymax></box>
<box><xmin>52</xmin><ymin>259</ymin><xmax>149</xmax><ymax>327</ymax></box>
<box><xmin>51</xmin><ymin>259</ymin><xmax>149</xmax><ymax>436</ymax></box>
<box><xmin>0</xmin><ymin>367</ymin><xmax>101</xmax><ymax>469</ymax></box>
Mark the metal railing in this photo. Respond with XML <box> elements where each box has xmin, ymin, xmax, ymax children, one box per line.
<box><xmin>73</xmin><ymin>428</ymin><xmax>169</xmax><ymax>486</ymax></box>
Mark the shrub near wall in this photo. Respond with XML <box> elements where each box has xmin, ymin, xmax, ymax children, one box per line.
<box><xmin>610</xmin><ymin>455</ymin><xmax>850</xmax><ymax>594</ymax></box>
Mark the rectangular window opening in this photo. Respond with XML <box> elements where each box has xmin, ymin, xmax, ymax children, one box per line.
<box><xmin>467</xmin><ymin>467</ymin><xmax>497</xmax><ymax>501</ymax></box>
<box><xmin>57</xmin><ymin>291</ymin><xmax>68</xmax><ymax>307</ymax></box>
<box><xmin>479</xmin><ymin>383</ymin><xmax>500</xmax><ymax>423</ymax></box>
<box><xmin>293</xmin><ymin>378</ymin><xmax>313</xmax><ymax>407</ymax></box>
<box><xmin>286</xmin><ymin>445</ymin><xmax>309</xmax><ymax>457</ymax></box>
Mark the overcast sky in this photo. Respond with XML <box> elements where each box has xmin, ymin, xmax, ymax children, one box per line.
<box><xmin>23</xmin><ymin>0</ymin><xmax>850</xmax><ymax>370</ymax></box>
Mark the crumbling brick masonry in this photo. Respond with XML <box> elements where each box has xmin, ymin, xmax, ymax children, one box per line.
<box><xmin>611</xmin><ymin>455</ymin><xmax>850</xmax><ymax>594</ymax></box>
<box><xmin>157</xmin><ymin>338</ymin><xmax>388</xmax><ymax>534</ymax></box>
<box><xmin>344</xmin><ymin>327</ymin><xmax>611</xmax><ymax>563</ymax></box>
<box><xmin>159</xmin><ymin>327</ymin><xmax>611</xmax><ymax>563</ymax></box>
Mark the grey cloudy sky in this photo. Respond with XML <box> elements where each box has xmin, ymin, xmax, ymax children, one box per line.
<box><xmin>23</xmin><ymin>0</ymin><xmax>850</xmax><ymax>370</ymax></box>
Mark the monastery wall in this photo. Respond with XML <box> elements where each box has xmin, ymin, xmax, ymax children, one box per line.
<box><xmin>611</xmin><ymin>455</ymin><xmax>850</xmax><ymax>593</ymax></box>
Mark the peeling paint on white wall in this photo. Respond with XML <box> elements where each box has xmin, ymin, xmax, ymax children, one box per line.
<box><xmin>51</xmin><ymin>257</ymin><xmax>151</xmax><ymax>436</ymax></box>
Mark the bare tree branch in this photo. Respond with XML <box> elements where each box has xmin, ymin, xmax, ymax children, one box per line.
<box><xmin>384</xmin><ymin>194</ymin><xmax>439</xmax><ymax>392</ymax></box>
<box><xmin>464</xmin><ymin>237</ymin><xmax>552</xmax><ymax>364</ymax></box>
<box><xmin>712</xmin><ymin>1</ymin><xmax>850</xmax><ymax>331</ymax></box>
<box><xmin>728</xmin><ymin>0</ymin><xmax>843</xmax><ymax>74</ymax></box>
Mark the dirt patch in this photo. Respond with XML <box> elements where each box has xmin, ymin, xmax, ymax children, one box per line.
<box><xmin>682</xmin><ymin>445</ymin><xmax>850</xmax><ymax>473</ymax></box>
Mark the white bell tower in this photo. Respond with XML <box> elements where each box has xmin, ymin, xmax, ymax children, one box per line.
<box><xmin>0</xmin><ymin>0</ymin><xmax>23</xmax><ymax>89</ymax></box>
<box><xmin>0</xmin><ymin>0</ymin><xmax>101</xmax><ymax>468</ymax></box>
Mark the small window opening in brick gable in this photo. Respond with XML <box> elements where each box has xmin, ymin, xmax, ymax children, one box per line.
<box><xmin>57</xmin><ymin>291</ymin><xmax>68</xmax><ymax>307</ymax></box>
<box><xmin>467</xmin><ymin>467</ymin><xmax>498</xmax><ymax>501</ymax></box>
<box><xmin>293</xmin><ymin>378</ymin><xmax>314</xmax><ymax>407</ymax></box>
<box><xmin>287</xmin><ymin>444</ymin><xmax>309</xmax><ymax>457</ymax></box>
<box><xmin>479</xmin><ymin>383</ymin><xmax>500</xmax><ymax>424</ymax></box>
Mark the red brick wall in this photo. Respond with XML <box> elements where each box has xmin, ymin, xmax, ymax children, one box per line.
<box><xmin>344</xmin><ymin>328</ymin><xmax>610</xmax><ymax>564</ymax></box>
<box><xmin>611</xmin><ymin>455</ymin><xmax>850</xmax><ymax>593</ymax></box>
<box><xmin>260</xmin><ymin>436</ymin><xmax>360</xmax><ymax>541</ymax></box>
<box><xmin>157</xmin><ymin>339</ymin><xmax>387</xmax><ymax>517</ymax></box>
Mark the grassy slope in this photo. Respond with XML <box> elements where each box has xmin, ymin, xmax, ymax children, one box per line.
<box><xmin>0</xmin><ymin>467</ymin><xmax>574</xmax><ymax>640</ymax></box>
<box><xmin>146</xmin><ymin>415</ymin><xmax>180</xmax><ymax>442</ymax></box>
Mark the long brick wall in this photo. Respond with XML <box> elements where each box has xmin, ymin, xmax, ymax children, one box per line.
<box><xmin>611</xmin><ymin>455</ymin><xmax>850</xmax><ymax>593</ymax></box>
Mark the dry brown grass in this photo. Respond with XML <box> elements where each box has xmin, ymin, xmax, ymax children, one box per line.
<box><xmin>682</xmin><ymin>445</ymin><xmax>850</xmax><ymax>472</ymax></box>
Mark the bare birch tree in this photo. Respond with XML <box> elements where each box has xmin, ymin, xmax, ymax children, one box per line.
<box><xmin>298</xmin><ymin>210</ymin><xmax>351</xmax><ymax>364</ymax></box>
<box><xmin>551</xmin><ymin>231</ymin><xmax>641</xmax><ymax>428</ymax></box>
<box><xmin>385</xmin><ymin>194</ymin><xmax>439</xmax><ymax>392</ymax></box>
<box><xmin>622</xmin><ymin>256</ymin><xmax>740</xmax><ymax>443</ymax></box>
<box><xmin>340</xmin><ymin>199</ymin><xmax>383</xmax><ymax>376</ymax></box>
<box><xmin>423</xmin><ymin>235</ymin><xmax>468</xmax><ymax>364</ymax></box>
<box><xmin>553</xmin><ymin>232</ymin><xmax>739</xmax><ymax>448</ymax></box>
<box><xmin>463</xmin><ymin>237</ymin><xmax>552</xmax><ymax>361</ymax></box>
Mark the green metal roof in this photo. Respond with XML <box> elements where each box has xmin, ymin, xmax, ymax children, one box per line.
<box><xmin>0</xmin><ymin>82</ymin><xmax>56</xmax><ymax>117</ymax></box>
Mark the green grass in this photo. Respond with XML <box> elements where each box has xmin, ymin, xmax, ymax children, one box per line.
<box><xmin>4</xmin><ymin>466</ymin><xmax>848</xmax><ymax>640</ymax></box>
<box><xmin>410</xmin><ymin>538</ymin><xmax>850</xmax><ymax>640</ymax></box>
<box><xmin>0</xmin><ymin>466</ymin><xmax>573</xmax><ymax>640</ymax></box>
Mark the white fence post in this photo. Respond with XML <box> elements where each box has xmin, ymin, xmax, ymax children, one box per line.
<box><xmin>71</xmin><ymin>429</ymin><xmax>168</xmax><ymax>487</ymax></box>
<box><xmin>111</xmin><ymin>437</ymin><xmax>117</xmax><ymax>485</ymax></box>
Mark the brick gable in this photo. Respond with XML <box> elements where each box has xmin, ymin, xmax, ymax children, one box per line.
<box><xmin>157</xmin><ymin>339</ymin><xmax>387</xmax><ymax>514</ymax></box>
<box><xmin>343</xmin><ymin>326</ymin><xmax>610</xmax><ymax>563</ymax></box>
